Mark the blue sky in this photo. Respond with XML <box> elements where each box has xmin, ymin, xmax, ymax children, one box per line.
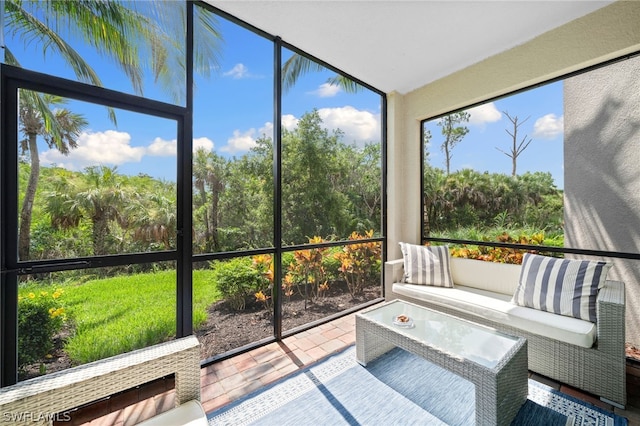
<box><xmin>8</xmin><ymin>5</ymin><xmax>563</xmax><ymax>188</ymax></box>
<box><xmin>425</xmin><ymin>81</ymin><xmax>565</xmax><ymax>188</ymax></box>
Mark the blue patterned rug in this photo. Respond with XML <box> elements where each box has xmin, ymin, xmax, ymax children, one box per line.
<box><xmin>208</xmin><ymin>346</ymin><xmax>627</xmax><ymax>426</ymax></box>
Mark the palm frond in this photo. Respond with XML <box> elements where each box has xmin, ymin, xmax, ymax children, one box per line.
<box><xmin>282</xmin><ymin>54</ymin><xmax>326</xmax><ymax>93</ymax></box>
<box><xmin>327</xmin><ymin>75</ymin><xmax>362</xmax><ymax>94</ymax></box>
<box><xmin>6</xmin><ymin>1</ymin><xmax>104</xmax><ymax>87</ymax></box>
<box><xmin>41</xmin><ymin>0</ymin><xmax>146</xmax><ymax>93</ymax></box>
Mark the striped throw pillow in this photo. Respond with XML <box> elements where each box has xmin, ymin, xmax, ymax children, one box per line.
<box><xmin>512</xmin><ymin>253</ymin><xmax>611</xmax><ymax>323</ymax></box>
<box><xmin>399</xmin><ymin>243</ymin><xmax>453</xmax><ymax>287</ymax></box>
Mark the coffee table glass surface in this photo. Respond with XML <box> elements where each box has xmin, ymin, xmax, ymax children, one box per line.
<box><xmin>360</xmin><ymin>299</ymin><xmax>521</xmax><ymax>369</ymax></box>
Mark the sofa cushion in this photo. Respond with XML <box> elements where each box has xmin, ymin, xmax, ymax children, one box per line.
<box><xmin>450</xmin><ymin>257</ymin><xmax>520</xmax><ymax>296</ymax></box>
<box><xmin>399</xmin><ymin>243</ymin><xmax>453</xmax><ymax>287</ymax></box>
<box><xmin>392</xmin><ymin>283</ymin><xmax>596</xmax><ymax>348</ymax></box>
<box><xmin>512</xmin><ymin>253</ymin><xmax>611</xmax><ymax>323</ymax></box>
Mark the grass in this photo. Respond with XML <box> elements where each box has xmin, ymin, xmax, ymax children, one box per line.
<box><xmin>18</xmin><ymin>269</ymin><xmax>220</xmax><ymax>365</ymax></box>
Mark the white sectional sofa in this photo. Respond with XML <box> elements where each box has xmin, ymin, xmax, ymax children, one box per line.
<box><xmin>384</xmin><ymin>256</ymin><xmax>627</xmax><ymax>408</ymax></box>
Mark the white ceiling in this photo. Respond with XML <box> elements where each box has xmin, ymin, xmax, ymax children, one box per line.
<box><xmin>208</xmin><ymin>1</ymin><xmax>613</xmax><ymax>94</ymax></box>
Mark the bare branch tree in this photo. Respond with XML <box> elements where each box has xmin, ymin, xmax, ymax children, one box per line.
<box><xmin>496</xmin><ymin>111</ymin><xmax>533</xmax><ymax>176</ymax></box>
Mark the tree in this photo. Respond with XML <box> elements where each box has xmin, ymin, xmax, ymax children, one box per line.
<box><xmin>496</xmin><ymin>111</ymin><xmax>533</xmax><ymax>176</ymax></box>
<box><xmin>18</xmin><ymin>93</ymin><xmax>87</xmax><ymax>260</ymax></box>
<box><xmin>46</xmin><ymin>166</ymin><xmax>132</xmax><ymax>256</ymax></box>
<box><xmin>193</xmin><ymin>149</ymin><xmax>226</xmax><ymax>252</ymax></box>
<box><xmin>130</xmin><ymin>193</ymin><xmax>177</xmax><ymax>251</ymax></box>
<box><xmin>437</xmin><ymin>111</ymin><xmax>470</xmax><ymax>174</ymax></box>
<box><xmin>7</xmin><ymin>0</ymin><xmax>221</xmax><ymax>259</ymax></box>
<box><xmin>281</xmin><ymin>110</ymin><xmax>351</xmax><ymax>243</ymax></box>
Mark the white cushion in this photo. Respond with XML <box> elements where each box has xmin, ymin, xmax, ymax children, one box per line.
<box><xmin>450</xmin><ymin>257</ymin><xmax>520</xmax><ymax>296</ymax></box>
<box><xmin>138</xmin><ymin>400</ymin><xmax>208</xmax><ymax>426</ymax></box>
<box><xmin>512</xmin><ymin>253</ymin><xmax>611</xmax><ymax>323</ymax></box>
<box><xmin>392</xmin><ymin>283</ymin><xmax>596</xmax><ymax>348</ymax></box>
<box><xmin>399</xmin><ymin>243</ymin><xmax>453</xmax><ymax>287</ymax></box>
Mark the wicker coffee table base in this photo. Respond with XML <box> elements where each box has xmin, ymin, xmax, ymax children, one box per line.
<box><xmin>356</xmin><ymin>305</ymin><xmax>528</xmax><ymax>426</ymax></box>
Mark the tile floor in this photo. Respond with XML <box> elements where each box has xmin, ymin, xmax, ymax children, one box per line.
<box><xmin>79</xmin><ymin>312</ymin><xmax>640</xmax><ymax>425</ymax></box>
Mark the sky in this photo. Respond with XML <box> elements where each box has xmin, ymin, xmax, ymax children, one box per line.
<box><xmin>8</xmin><ymin>4</ymin><xmax>563</xmax><ymax>188</ymax></box>
<box><xmin>424</xmin><ymin>81</ymin><xmax>565</xmax><ymax>188</ymax></box>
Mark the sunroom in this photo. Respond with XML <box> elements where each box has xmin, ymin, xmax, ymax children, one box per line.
<box><xmin>1</xmin><ymin>0</ymin><xmax>639</xmax><ymax>424</ymax></box>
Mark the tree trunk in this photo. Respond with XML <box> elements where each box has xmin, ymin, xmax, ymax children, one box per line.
<box><xmin>93</xmin><ymin>215</ymin><xmax>109</xmax><ymax>256</ymax></box>
<box><xmin>18</xmin><ymin>134</ymin><xmax>40</xmax><ymax>260</ymax></box>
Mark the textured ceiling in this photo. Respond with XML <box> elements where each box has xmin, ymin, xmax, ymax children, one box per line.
<box><xmin>208</xmin><ymin>1</ymin><xmax>613</xmax><ymax>94</ymax></box>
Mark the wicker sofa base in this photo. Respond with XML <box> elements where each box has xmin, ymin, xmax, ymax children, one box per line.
<box><xmin>0</xmin><ymin>335</ymin><xmax>201</xmax><ymax>426</ymax></box>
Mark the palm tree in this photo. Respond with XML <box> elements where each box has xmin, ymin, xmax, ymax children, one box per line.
<box><xmin>6</xmin><ymin>0</ymin><xmax>221</xmax><ymax>259</ymax></box>
<box><xmin>18</xmin><ymin>92</ymin><xmax>87</xmax><ymax>260</ymax></box>
<box><xmin>47</xmin><ymin>166</ymin><xmax>132</xmax><ymax>256</ymax></box>
<box><xmin>193</xmin><ymin>148</ymin><xmax>226</xmax><ymax>252</ymax></box>
<box><xmin>130</xmin><ymin>193</ymin><xmax>177</xmax><ymax>251</ymax></box>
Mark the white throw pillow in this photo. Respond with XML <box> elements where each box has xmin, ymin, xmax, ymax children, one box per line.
<box><xmin>511</xmin><ymin>253</ymin><xmax>611</xmax><ymax>323</ymax></box>
<box><xmin>398</xmin><ymin>243</ymin><xmax>453</xmax><ymax>288</ymax></box>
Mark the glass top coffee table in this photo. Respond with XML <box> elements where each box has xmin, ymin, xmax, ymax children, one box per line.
<box><xmin>356</xmin><ymin>299</ymin><xmax>527</xmax><ymax>426</ymax></box>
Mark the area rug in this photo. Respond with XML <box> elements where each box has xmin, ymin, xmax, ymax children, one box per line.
<box><xmin>207</xmin><ymin>346</ymin><xmax>627</xmax><ymax>426</ymax></box>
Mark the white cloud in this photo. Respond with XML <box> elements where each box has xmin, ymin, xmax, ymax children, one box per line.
<box><xmin>465</xmin><ymin>102</ymin><xmax>502</xmax><ymax>126</ymax></box>
<box><xmin>146</xmin><ymin>136</ymin><xmax>214</xmax><ymax>156</ymax></box>
<box><xmin>223</xmin><ymin>63</ymin><xmax>250</xmax><ymax>79</ymax></box>
<box><xmin>221</xmin><ymin>107</ymin><xmax>380</xmax><ymax>154</ymax></box>
<box><xmin>147</xmin><ymin>137</ymin><xmax>176</xmax><ymax>156</ymax></box>
<box><xmin>41</xmin><ymin>131</ymin><xmax>216</xmax><ymax>171</ymax></box>
<box><xmin>308</xmin><ymin>83</ymin><xmax>341</xmax><ymax>98</ymax></box>
<box><xmin>281</xmin><ymin>114</ymin><xmax>299</xmax><ymax>131</ymax></box>
<box><xmin>533</xmin><ymin>113</ymin><xmax>564</xmax><ymax>139</ymax></box>
<box><xmin>317</xmin><ymin>106</ymin><xmax>381</xmax><ymax>145</ymax></box>
<box><xmin>193</xmin><ymin>137</ymin><xmax>215</xmax><ymax>152</ymax></box>
<box><xmin>40</xmin><ymin>130</ymin><xmax>145</xmax><ymax>170</ymax></box>
<box><xmin>221</xmin><ymin>129</ymin><xmax>257</xmax><ymax>153</ymax></box>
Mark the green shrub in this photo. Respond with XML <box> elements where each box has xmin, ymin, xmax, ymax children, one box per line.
<box><xmin>18</xmin><ymin>289</ymin><xmax>65</xmax><ymax>369</ymax></box>
<box><xmin>210</xmin><ymin>258</ymin><xmax>269</xmax><ymax>310</ymax></box>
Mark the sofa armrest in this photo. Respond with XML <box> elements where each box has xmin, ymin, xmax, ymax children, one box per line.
<box><xmin>384</xmin><ymin>259</ymin><xmax>404</xmax><ymax>300</ymax></box>
<box><xmin>596</xmin><ymin>280</ymin><xmax>625</xmax><ymax>356</ymax></box>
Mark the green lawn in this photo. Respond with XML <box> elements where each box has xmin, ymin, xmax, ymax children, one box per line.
<box><xmin>19</xmin><ymin>269</ymin><xmax>220</xmax><ymax>365</ymax></box>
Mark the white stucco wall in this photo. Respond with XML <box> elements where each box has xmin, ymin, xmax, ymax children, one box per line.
<box><xmin>386</xmin><ymin>1</ymin><xmax>640</xmax><ymax>344</ymax></box>
<box><xmin>564</xmin><ymin>55</ymin><xmax>640</xmax><ymax>346</ymax></box>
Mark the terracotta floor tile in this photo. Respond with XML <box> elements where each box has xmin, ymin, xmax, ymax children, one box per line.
<box><xmin>86</xmin><ymin>410</ymin><xmax>122</xmax><ymax>426</ymax></box>
<box><xmin>305</xmin><ymin>346</ymin><xmax>328</xmax><ymax>361</ymax></box>
<box><xmin>291</xmin><ymin>336</ymin><xmax>316</xmax><ymax>351</ymax></box>
<box><xmin>219</xmin><ymin>373</ymin><xmax>250</xmax><ymax>392</ymax></box>
<box><xmin>201</xmin><ymin>381</ymin><xmax>226</xmax><ymax>401</ymax></box>
<box><xmin>290</xmin><ymin>348</ymin><xmax>315</xmax><ymax>365</ymax></box>
<box><xmin>321</xmin><ymin>327</ymin><xmax>347</xmax><ymax>340</ymax></box>
<box><xmin>202</xmin><ymin>394</ymin><xmax>231</xmax><ymax>413</ymax></box>
<box><xmin>213</xmin><ymin>363</ymin><xmax>239</xmax><ymax>380</ymax></box>
<box><xmin>122</xmin><ymin>398</ymin><xmax>156</xmax><ymax>426</ymax></box>
<box><xmin>201</xmin><ymin>370</ymin><xmax>218</xmax><ymax>387</ymax></box>
<box><xmin>307</xmin><ymin>332</ymin><xmax>329</xmax><ymax>346</ymax></box>
<box><xmin>268</xmin><ymin>353</ymin><xmax>295</xmax><ymax>371</ymax></box>
<box><xmin>154</xmin><ymin>392</ymin><xmax>176</xmax><ymax>414</ymax></box>
<box><xmin>232</xmin><ymin>353</ymin><xmax>258</xmax><ymax>371</ymax></box>
<box><xmin>253</xmin><ymin>347</ymin><xmax>282</xmax><ymax>364</ymax></box>
<box><xmin>320</xmin><ymin>338</ymin><xmax>348</xmax><ymax>354</ymax></box>
<box><xmin>240</xmin><ymin>361</ymin><xmax>276</xmax><ymax>381</ymax></box>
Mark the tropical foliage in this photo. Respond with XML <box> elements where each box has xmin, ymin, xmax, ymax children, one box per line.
<box><xmin>423</xmin><ymin>166</ymin><xmax>563</xmax><ymax>236</ymax></box>
<box><xmin>18</xmin><ymin>111</ymin><xmax>381</xmax><ymax>263</ymax></box>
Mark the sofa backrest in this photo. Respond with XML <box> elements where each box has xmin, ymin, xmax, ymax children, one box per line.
<box><xmin>450</xmin><ymin>257</ymin><xmax>521</xmax><ymax>296</ymax></box>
